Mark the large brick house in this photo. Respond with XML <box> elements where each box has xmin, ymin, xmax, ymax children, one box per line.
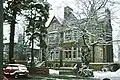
<box><xmin>46</xmin><ymin>6</ymin><xmax>113</xmax><ymax>68</ymax></box>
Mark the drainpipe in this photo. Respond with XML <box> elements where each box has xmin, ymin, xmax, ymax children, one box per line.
<box><xmin>92</xmin><ymin>44</ymin><xmax>95</xmax><ymax>63</ymax></box>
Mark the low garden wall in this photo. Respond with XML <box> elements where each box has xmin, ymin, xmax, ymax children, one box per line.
<box><xmin>28</xmin><ymin>67</ymin><xmax>49</xmax><ymax>75</ymax></box>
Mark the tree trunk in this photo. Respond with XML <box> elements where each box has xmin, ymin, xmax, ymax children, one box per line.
<box><xmin>31</xmin><ymin>35</ymin><xmax>34</xmax><ymax>67</ymax></box>
<box><xmin>59</xmin><ymin>50</ymin><xmax>63</xmax><ymax>67</ymax></box>
<box><xmin>31</xmin><ymin>25</ymin><xmax>35</xmax><ymax>68</ymax></box>
<box><xmin>59</xmin><ymin>32</ymin><xmax>63</xmax><ymax>67</ymax></box>
<box><xmin>81</xmin><ymin>34</ymin><xmax>90</xmax><ymax>66</ymax></box>
<box><xmin>42</xmin><ymin>48</ymin><xmax>47</xmax><ymax>67</ymax></box>
<box><xmin>30</xmin><ymin>6</ymin><xmax>35</xmax><ymax>68</ymax></box>
<box><xmin>9</xmin><ymin>6</ymin><xmax>17</xmax><ymax>63</ymax></box>
<box><xmin>92</xmin><ymin>44</ymin><xmax>95</xmax><ymax>63</ymax></box>
<box><xmin>0</xmin><ymin>0</ymin><xmax>3</xmax><ymax>79</ymax></box>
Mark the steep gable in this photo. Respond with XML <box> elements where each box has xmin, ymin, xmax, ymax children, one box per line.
<box><xmin>47</xmin><ymin>6</ymin><xmax>79</xmax><ymax>33</ymax></box>
<box><xmin>47</xmin><ymin>16</ymin><xmax>62</xmax><ymax>33</ymax></box>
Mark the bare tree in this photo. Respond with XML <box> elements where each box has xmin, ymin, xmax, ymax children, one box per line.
<box><xmin>74</xmin><ymin>0</ymin><xmax>110</xmax><ymax>65</ymax></box>
<box><xmin>71</xmin><ymin>0</ymin><xmax>114</xmax><ymax>77</ymax></box>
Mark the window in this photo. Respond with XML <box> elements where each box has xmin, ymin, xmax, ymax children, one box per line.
<box><xmin>78</xmin><ymin>52</ymin><xmax>81</xmax><ymax>57</ymax></box>
<box><xmin>73</xmin><ymin>51</ymin><xmax>76</xmax><ymax>58</ymax></box>
<box><xmin>74</xmin><ymin>47</ymin><xmax>76</xmax><ymax>50</ymax></box>
<box><xmin>64</xmin><ymin>47</ymin><xmax>73</xmax><ymax>59</ymax></box>
<box><xmin>73</xmin><ymin>30</ymin><xmax>78</xmax><ymax>41</ymax></box>
<box><xmin>64</xmin><ymin>30</ymin><xmax>72</xmax><ymax>42</ymax></box>
<box><xmin>55</xmin><ymin>64</ymin><xmax>59</xmax><ymax>67</ymax></box>
<box><xmin>55</xmin><ymin>52</ymin><xmax>59</xmax><ymax>59</ymax></box>
<box><xmin>65</xmin><ymin>51</ymin><xmax>71</xmax><ymax>58</ymax></box>
<box><xmin>48</xmin><ymin>33</ymin><xmax>59</xmax><ymax>44</ymax></box>
<box><xmin>65</xmin><ymin>51</ymin><xmax>68</xmax><ymax>58</ymax></box>
<box><xmin>78</xmin><ymin>48</ymin><xmax>81</xmax><ymax>57</ymax></box>
<box><xmin>68</xmin><ymin>51</ymin><xmax>71</xmax><ymax>58</ymax></box>
<box><xmin>51</xmin><ymin>52</ymin><xmax>54</xmax><ymax>60</ymax></box>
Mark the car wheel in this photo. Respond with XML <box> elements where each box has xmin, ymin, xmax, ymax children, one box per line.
<box><xmin>14</xmin><ymin>73</ymin><xmax>19</xmax><ymax>79</ymax></box>
<box><xmin>25</xmin><ymin>73</ymin><xmax>29</xmax><ymax>78</ymax></box>
<box><xmin>103</xmin><ymin>78</ymin><xmax>110</xmax><ymax>80</ymax></box>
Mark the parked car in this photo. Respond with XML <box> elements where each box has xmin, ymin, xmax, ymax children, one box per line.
<box><xmin>4</xmin><ymin>64</ymin><xmax>29</xmax><ymax>79</ymax></box>
<box><xmin>93</xmin><ymin>69</ymin><xmax>120</xmax><ymax>80</ymax></box>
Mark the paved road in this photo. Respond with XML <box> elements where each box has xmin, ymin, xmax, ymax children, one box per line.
<box><xmin>5</xmin><ymin>75</ymin><xmax>100</xmax><ymax>80</ymax></box>
<box><xmin>12</xmin><ymin>78</ymin><xmax>99</xmax><ymax>80</ymax></box>
<box><xmin>16</xmin><ymin>75</ymin><xmax>99</xmax><ymax>80</ymax></box>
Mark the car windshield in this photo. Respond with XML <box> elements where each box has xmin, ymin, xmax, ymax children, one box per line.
<box><xmin>6</xmin><ymin>66</ymin><xmax>12</xmax><ymax>69</ymax></box>
<box><xmin>6</xmin><ymin>65</ymin><xmax>18</xmax><ymax>70</ymax></box>
<box><xmin>19</xmin><ymin>65</ymin><xmax>27</xmax><ymax>70</ymax></box>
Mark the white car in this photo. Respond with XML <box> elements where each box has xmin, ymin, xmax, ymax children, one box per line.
<box><xmin>93</xmin><ymin>69</ymin><xmax>120</xmax><ymax>80</ymax></box>
<box><xmin>4</xmin><ymin>64</ymin><xmax>29</xmax><ymax>78</ymax></box>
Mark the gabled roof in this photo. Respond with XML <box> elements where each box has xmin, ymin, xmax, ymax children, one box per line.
<box><xmin>47</xmin><ymin>6</ymin><xmax>78</xmax><ymax>28</ymax></box>
<box><xmin>47</xmin><ymin>16</ymin><xmax>62</xmax><ymax>28</ymax></box>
